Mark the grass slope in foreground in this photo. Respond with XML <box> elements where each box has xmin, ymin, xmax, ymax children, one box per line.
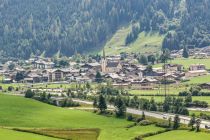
<box><xmin>145</xmin><ymin>130</ymin><xmax>210</xmax><ymax>140</ymax></box>
<box><xmin>0</xmin><ymin>128</ymin><xmax>60</xmax><ymax>140</ymax></box>
<box><xmin>0</xmin><ymin>94</ymin><xmax>163</xmax><ymax>140</ymax></box>
<box><xmin>103</xmin><ymin>25</ymin><xmax>164</xmax><ymax>55</ymax></box>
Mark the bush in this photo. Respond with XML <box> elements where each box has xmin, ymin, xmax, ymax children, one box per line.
<box><xmin>8</xmin><ymin>86</ymin><xmax>14</xmax><ymax>91</ymax></box>
<box><xmin>156</xmin><ymin>122</ymin><xmax>170</xmax><ymax>128</ymax></box>
<box><xmin>60</xmin><ymin>98</ymin><xmax>80</xmax><ymax>107</ymax></box>
<box><xmin>138</xmin><ymin>120</ymin><xmax>152</xmax><ymax>126</ymax></box>
<box><xmin>25</xmin><ymin>89</ymin><xmax>35</xmax><ymax>98</ymax></box>
<box><xmin>127</xmin><ymin>115</ymin><xmax>134</xmax><ymax>121</ymax></box>
<box><xmin>186</xmin><ymin>100</ymin><xmax>208</xmax><ymax>108</ymax></box>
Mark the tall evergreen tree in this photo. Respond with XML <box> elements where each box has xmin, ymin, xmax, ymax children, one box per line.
<box><xmin>188</xmin><ymin>113</ymin><xmax>196</xmax><ymax>130</ymax></box>
<box><xmin>173</xmin><ymin>115</ymin><xmax>180</xmax><ymax>129</ymax></box>
<box><xmin>98</xmin><ymin>94</ymin><xmax>107</xmax><ymax>113</ymax></box>
<box><xmin>114</xmin><ymin>96</ymin><xmax>126</xmax><ymax>117</ymax></box>
<box><xmin>182</xmin><ymin>46</ymin><xmax>189</xmax><ymax>58</ymax></box>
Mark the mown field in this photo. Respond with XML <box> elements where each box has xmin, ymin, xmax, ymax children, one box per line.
<box><xmin>154</xmin><ymin>58</ymin><xmax>210</xmax><ymax>70</ymax></box>
<box><xmin>0</xmin><ymin>94</ymin><xmax>164</xmax><ymax>140</ymax></box>
<box><xmin>103</xmin><ymin>25</ymin><xmax>164</xmax><ymax>55</ymax></box>
<box><xmin>0</xmin><ymin>128</ymin><xmax>60</xmax><ymax>140</ymax></box>
<box><xmin>144</xmin><ymin>130</ymin><xmax>210</xmax><ymax>140</ymax></box>
<box><xmin>128</xmin><ymin>86</ymin><xmax>188</xmax><ymax>95</ymax></box>
<box><xmin>183</xmin><ymin>74</ymin><xmax>210</xmax><ymax>84</ymax></box>
<box><xmin>189</xmin><ymin>110</ymin><xmax>210</xmax><ymax>116</ymax></box>
<box><xmin>136</xmin><ymin>96</ymin><xmax>210</xmax><ymax>104</ymax></box>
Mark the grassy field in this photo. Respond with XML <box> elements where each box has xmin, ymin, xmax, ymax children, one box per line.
<box><xmin>190</xmin><ymin>111</ymin><xmax>210</xmax><ymax>116</ymax></box>
<box><xmin>0</xmin><ymin>128</ymin><xmax>60</xmax><ymax>140</ymax></box>
<box><xmin>129</xmin><ymin>88</ymin><xmax>186</xmax><ymax>95</ymax></box>
<box><xmin>154</xmin><ymin>58</ymin><xmax>210</xmax><ymax>69</ymax></box>
<box><xmin>129</xmin><ymin>85</ymin><xmax>189</xmax><ymax>95</ymax></box>
<box><xmin>135</xmin><ymin>96</ymin><xmax>210</xmax><ymax>104</ymax></box>
<box><xmin>0</xmin><ymin>94</ymin><xmax>164</xmax><ymax>140</ymax></box>
<box><xmin>183</xmin><ymin>74</ymin><xmax>210</xmax><ymax>84</ymax></box>
<box><xmin>103</xmin><ymin>25</ymin><xmax>164</xmax><ymax>55</ymax></box>
<box><xmin>145</xmin><ymin>130</ymin><xmax>210</xmax><ymax>140</ymax></box>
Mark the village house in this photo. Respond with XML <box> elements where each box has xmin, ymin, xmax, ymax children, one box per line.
<box><xmin>185</xmin><ymin>70</ymin><xmax>208</xmax><ymax>78</ymax></box>
<box><xmin>33</xmin><ymin>60</ymin><xmax>55</xmax><ymax>69</ymax></box>
<box><xmin>82</xmin><ymin>62</ymin><xmax>101</xmax><ymax>72</ymax></box>
<box><xmin>163</xmin><ymin>64</ymin><xmax>184</xmax><ymax>72</ymax></box>
<box><xmin>189</xmin><ymin>64</ymin><xmax>206</xmax><ymax>71</ymax></box>
<box><xmin>131</xmin><ymin>77</ymin><xmax>158</xmax><ymax>90</ymax></box>
<box><xmin>0</xmin><ymin>64</ymin><xmax>3</xmax><ymax>70</ymax></box>
<box><xmin>199</xmin><ymin>83</ymin><xmax>210</xmax><ymax>90</ymax></box>
<box><xmin>47</xmin><ymin>69</ymin><xmax>64</xmax><ymax>82</ymax></box>
<box><xmin>185</xmin><ymin>64</ymin><xmax>208</xmax><ymax>78</ymax></box>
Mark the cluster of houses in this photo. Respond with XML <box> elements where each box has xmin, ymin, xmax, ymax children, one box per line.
<box><xmin>0</xmin><ymin>50</ymin><xmax>209</xmax><ymax>90</ymax></box>
<box><xmin>171</xmin><ymin>46</ymin><xmax>210</xmax><ymax>59</ymax></box>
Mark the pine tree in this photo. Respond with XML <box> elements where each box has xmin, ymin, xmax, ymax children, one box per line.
<box><xmin>142</xmin><ymin>111</ymin><xmax>146</xmax><ymax>120</ymax></box>
<box><xmin>173</xmin><ymin>115</ymin><xmax>180</xmax><ymax>129</ymax></box>
<box><xmin>98</xmin><ymin>94</ymin><xmax>107</xmax><ymax>113</ymax></box>
<box><xmin>95</xmin><ymin>71</ymin><xmax>103</xmax><ymax>83</ymax></box>
<box><xmin>195</xmin><ymin>119</ymin><xmax>201</xmax><ymax>132</ymax></box>
<box><xmin>114</xmin><ymin>96</ymin><xmax>126</xmax><ymax>117</ymax></box>
<box><xmin>182</xmin><ymin>46</ymin><xmax>189</xmax><ymax>58</ymax></box>
<box><xmin>188</xmin><ymin>113</ymin><xmax>196</xmax><ymax>130</ymax></box>
<box><xmin>93</xmin><ymin>98</ymin><xmax>98</xmax><ymax>108</ymax></box>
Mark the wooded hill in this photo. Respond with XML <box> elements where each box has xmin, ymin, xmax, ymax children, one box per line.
<box><xmin>0</xmin><ymin>0</ymin><xmax>209</xmax><ymax>59</ymax></box>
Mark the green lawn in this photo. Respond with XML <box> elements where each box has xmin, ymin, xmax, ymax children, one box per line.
<box><xmin>184</xmin><ymin>74</ymin><xmax>210</xmax><ymax>84</ymax></box>
<box><xmin>154</xmin><ymin>58</ymin><xmax>210</xmax><ymax>69</ymax></box>
<box><xmin>0</xmin><ymin>94</ymin><xmax>164</xmax><ymax>140</ymax></box>
<box><xmin>135</xmin><ymin>96</ymin><xmax>210</xmax><ymax>104</ymax></box>
<box><xmin>129</xmin><ymin>85</ymin><xmax>189</xmax><ymax>95</ymax></box>
<box><xmin>103</xmin><ymin>25</ymin><xmax>164</xmax><ymax>55</ymax></box>
<box><xmin>0</xmin><ymin>128</ymin><xmax>60</xmax><ymax>140</ymax></box>
<box><xmin>145</xmin><ymin>130</ymin><xmax>210</xmax><ymax>140</ymax></box>
<box><xmin>190</xmin><ymin>110</ymin><xmax>210</xmax><ymax>116</ymax></box>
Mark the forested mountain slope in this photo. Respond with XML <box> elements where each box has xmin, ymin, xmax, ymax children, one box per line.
<box><xmin>0</xmin><ymin>0</ymin><xmax>209</xmax><ymax>59</ymax></box>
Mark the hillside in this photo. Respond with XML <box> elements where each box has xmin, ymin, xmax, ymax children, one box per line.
<box><xmin>0</xmin><ymin>0</ymin><xmax>209</xmax><ymax>59</ymax></box>
<box><xmin>103</xmin><ymin>25</ymin><xmax>164</xmax><ymax>55</ymax></box>
<box><xmin>0</xmin><ymin>94</ymin><xmax>164</xmax><ymax>140</ymax></box>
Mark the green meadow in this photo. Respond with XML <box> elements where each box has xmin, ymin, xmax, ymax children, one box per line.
<box><xmin>184</xmin><ymin>74</ymin><xmax>210</xmax><ymax>84</ymax></box>
<box><xmin>134</xmin><ymin>96</ymin><xmax>210</xmax><ymax>104</ymax></box>
<box><xmin>0</xmin><ymin>94</ymin><xmax>164</xmax><ymax>140</ymax></box>
<box><xmin>144</xmin><ymin>130</ymin><xmax>210</xmax><ymax>140</ymax></box>
<box><xmin>0</xmin><ymin>128</ymin><xmax>60</xmax><ymax>140</ymax></box>
<box><xmin>103</xmin><ymin>25</ymin><xmax>164</xmax><ymax>55</ymax></box>
<box><xmin>154</xmin><ymin>58</ymin><xmax>210</xmax><ymax>69</ymax></box>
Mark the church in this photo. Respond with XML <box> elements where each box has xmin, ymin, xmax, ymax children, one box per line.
<box><xmin>101</xmin><ymin>49</ymin><xmax>122</xmax><ymax>73</ymax></box>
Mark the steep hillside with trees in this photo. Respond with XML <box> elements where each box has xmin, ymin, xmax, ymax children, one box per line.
<box><xmin>0</xmin><ymin>0</ymin><xmax>209</xmax><ymax>59</ymax></box>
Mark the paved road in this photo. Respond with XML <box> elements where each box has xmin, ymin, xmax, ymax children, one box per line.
<box><xmin>188</xmin><ymin>107</ymin><xmax>210</xmax><ymax>112</ymax></box>
<box><xmin>72</xmin><ymin>99</ymin><xmax>210</xmax><ymax>129</ymax></box>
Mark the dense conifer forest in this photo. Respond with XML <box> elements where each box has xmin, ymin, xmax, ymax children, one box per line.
<box><xmin>0</xmin><ymin>0</ymin><xmax>209</xmax><ymax>59</ymax></box>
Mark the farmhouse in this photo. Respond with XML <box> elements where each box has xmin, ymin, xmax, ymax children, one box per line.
<box><xmin>185</xmin><ymin>70</ymin><xmax>208</xmax><ymax>78</ymax></box>
<box><xmin>33</xmin><ymin>60</ymin><xmax>55</xmax><ymax>69</ymax></box>
<box><xmin>199</xmin><ymin>83</ymin><xmax>210</xmax><ymax>90</ymax></box>
<box><xmin>131</xmin><ymin>77</ymin><xmax>157</xmax><ymax>90</ymax></box>
<box><xmin>48</xmin><ymin>69</ymin><xmax>64</xmax><ymax>82</ymax></box>
<box><xmin>163</xmin><ymin>64</ymin><xmax>184</xmax><ymax>72</ymax></box>
<box><xmin>189</xmin><ymin>64</ymin><xmax>206</xmax><ymax>71</ymax></box>
<box><xmin>82</xmin><ymin>62</ymin><xmax>101</xmax><ymax>72</ymax></box>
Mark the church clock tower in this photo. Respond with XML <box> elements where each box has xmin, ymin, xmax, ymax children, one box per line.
<box><xmin>101</xmin><ymin>48</ymin><xmax>107</xmax><ymax>73</ymax></box>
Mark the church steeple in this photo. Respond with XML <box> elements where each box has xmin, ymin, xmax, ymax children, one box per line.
<box><xmin>101</xmin><ymin>48</ymin><xmax>107</xmax><ymax>73</ymax></box>
<box><xmin>103</xmin><ymin>48</ymin><xmax>106</xmax><ymax>59</ymax></box>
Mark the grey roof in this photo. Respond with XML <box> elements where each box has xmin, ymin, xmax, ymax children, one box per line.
<box><xmin>107</xmin><ymin>61</ymin><xmax>120</xmax><ymax>68</ymax></box>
